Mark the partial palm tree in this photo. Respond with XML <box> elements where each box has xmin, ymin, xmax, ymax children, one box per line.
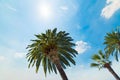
<box><xmin>104</xmin><ymin>28</ymin><xmax>120</xmax><ymax>61</ymax></box>
<box><xmin>26</xmin><ymin>28</ymin><xmax>78</xmax><ymax>80</ymax></box>
<box><xmin>91</xmin><ymin>50</ymin><xmax>120</xmax><ymax>80</ymax></box>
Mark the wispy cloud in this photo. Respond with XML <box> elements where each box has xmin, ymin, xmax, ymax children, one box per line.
<box><xmin>14</xmin><ymin>52</ymin><xmax>26</xmax><ymax>58</ymax></box>
<box><xmin>76</xmin><ymin>24</ymin><xmax>81</xmax><ymax>29</ymax></box>
<box><xmin>60</xmin><ymin>6</ymin><xmax>69</xmax><ymax>11</ymax></box>
<box><xmin>0</xmin><ymin>66</ymin><xmax>60</xmax><ymax>80</ymax></box>
<box><xmin>75</xmin><ymin>40</ymin><xmax>91</xmax><ymax>54</ymax></box>
<box><xmin>0</xmin><ymin>56</ymin><xmax>5</xmax><ymax>61</ymax></box>
<box><xmin>101</xmin><ymin>0</ymin><xmax>120</xmax><ymax>19</ymax></box>
<box><xmin>5</xmin><ymin>3</ymin><xmax>17</xmax><ymax>12</ymax></box>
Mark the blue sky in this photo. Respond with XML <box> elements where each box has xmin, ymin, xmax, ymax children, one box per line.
<box><xmin>0</xmin><ymin>0</ymin><xmax>120</xmax><ymax>80</ymax></box>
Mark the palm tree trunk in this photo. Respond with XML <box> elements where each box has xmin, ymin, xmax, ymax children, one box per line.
<box><xmin>105</xmin><ymin>63</ymin><xmax>120</xmax><ymax>80</ymax></box>
<box><xmin>56</xmin><ymin>62</ymin><xmax>68</xmax><ymax>80</ymax></box>
<box><xmin>49</xmin><ymin>49</ymin><xmax>68</xmax><ymax>80</ymax></box>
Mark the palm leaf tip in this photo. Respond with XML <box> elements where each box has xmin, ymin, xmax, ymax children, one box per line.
<box><xmin>90</xmin><ymin>63</ymin><xmax>99</xmax><ymax>67</ymax></box>
<box><xmin>98</xmin><ymin>50</ymin><xmax>105</xmax><ymax>59</ymax></box>
<box><xmin>115</xmin><ymin>51</ymin><xmax>119</xmax><ymax>61</ymax></box>
<box><xmin>53</xmin><ymin>28</ymin><xmax>57</xmax><ymax>32</ymax></box>
<box><xmin>92</xmin><ymin>54</ymin><xmax>101</xmax><ymax>61</ymax></box>
<box><xmin>36</xmin><ymin>66</ymin><xmax>39</xmax><ymax>73</ymax></box>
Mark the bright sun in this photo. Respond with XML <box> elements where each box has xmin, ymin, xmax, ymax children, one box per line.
<box><xmin>37</xmin><ymin>3</ymin><xmax>53</xmax><ymax>19</ymax></box>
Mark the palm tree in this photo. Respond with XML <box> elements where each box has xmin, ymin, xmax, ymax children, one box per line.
<box><xmin>26</xmin><ymin>28</ymin><xmax>78</xmax><ymax>80</ymax></box>
<box><xmin>104</xmin><ymin>28</ymin><xmax>120</xmax><ymax>61</ymax></box>
<box><xmin>91</xmin><ymin>50</ymin><xmax>120</xmax><ymax>80</ymax></box>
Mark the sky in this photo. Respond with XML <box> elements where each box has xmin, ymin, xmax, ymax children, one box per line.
<box><xmin>0</xmin><ymin>0</ymin><xmax>120</xmax><ymax>80</ymax></box>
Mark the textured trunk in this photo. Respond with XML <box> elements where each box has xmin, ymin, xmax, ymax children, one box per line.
<box><xmin>48</xmin><ymin>49</ymin><xmax>68</xmax><ymax>80</ymax></box>
<box><xmin>56</xmin><ymin>62</ymin><xmax>68</xmax><ymax>80</ymax></box>
<box><xmin>104</xmin><ymin>63</ymin><xmax>120</xmax><ymax>80</ymax></box>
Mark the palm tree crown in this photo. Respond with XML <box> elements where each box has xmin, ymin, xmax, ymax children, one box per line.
<box><xmin>91</xmin><ymin>50</ymin><xmax>111</xmax><ymax>69</ymax></box>
<box><xmin>26</xmin><ymin>28</ymin><xmax>78</xmax><ymax>78</ymax></box>
<box><xmin>104</xmin><ymin>28</ymin><xmax>120</xmax><ymax>61</ymax></box>
<box><xmin>91</xmin><ymin>50</ymin><xmax>120</xmax><ymax>80</ymax></box>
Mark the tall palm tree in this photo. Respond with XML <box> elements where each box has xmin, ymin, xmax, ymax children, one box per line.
<box><xmin>104</xmin><ymin>28</ymin><xmax>120</xmax><ymax>61</ymax></box>
<box><xmin>26</xmin><ymin>28</ymin><xmax>78</xmax><ymax>80</ymax></box>
<box><xmin>91</xmin><ymin>50</ymin><xmax>120</xmax><ymax>80</ymax></box>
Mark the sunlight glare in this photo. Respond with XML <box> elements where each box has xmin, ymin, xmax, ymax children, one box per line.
<box><xmin>38</xmin><ymin>3</ymin><xmax>53</xmax><ymax>19</ymax></box>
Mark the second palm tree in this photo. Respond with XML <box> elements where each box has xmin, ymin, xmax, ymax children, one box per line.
<box><xmin>91</xmin><ymin>50</ymin><xmax>120</xmax><ymax>80</ymax></box>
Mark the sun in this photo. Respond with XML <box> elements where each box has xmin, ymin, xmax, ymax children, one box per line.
<box><xmin>37</xmin><ymin>3</ymin><xmax>53</xmax><ymax>20</ymax></box>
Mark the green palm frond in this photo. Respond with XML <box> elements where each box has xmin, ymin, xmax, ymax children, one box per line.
<box><xmin>104</xmin><ymin>27</ymin><xmax>120</xmax><ymax>61</ymax></box>
<box><xmin>90</xmin><ymin>63</ymin><xmax>99</xmax><ymax>68</ymax></box>
<box><xmin>92</xmin><ymin>54</ymin><xmax>101</xmax><ymax>61</ymax></box>
<box><xmin>115</xmin><ymin>50</ymin><xmax>119</xmax><ymax>61</ymax></box>
<box><xmin>98</xmin><ymin>50</ymin><xmax>105</xmax><ymax>59</ymax></box>
<box><xmin>91</xmin><ymin>50</ymin><xmax>111</xmax><ymax>70</ymax></box>
<box><xmin>26</xmin><ymin>28</ymin><xmax>78</xmax><ymax>76</ymax></box>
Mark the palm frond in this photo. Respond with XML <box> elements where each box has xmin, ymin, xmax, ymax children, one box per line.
<box><xmin>104</xmin><ymin>27</ymin><xmax>120</xmax><ymax>61</ymax></box>
<box><xmin>26</xmin><ymin>28</ymin><xmax>78</xmax><ymax>76</ymax></box>
<box><xmin>90</xmin><ymin>63</ymin><xmax>100</xmax><ymax>68</ymax></box>
<box><xmin>91</xmin><ymin>50</ymin><xmax>111</xmax><ymax>70</ymax></box>
<box><xmin>92</xmin><ymin>54</ymin><xmax>101</xmax><ymax>61</ymax></box>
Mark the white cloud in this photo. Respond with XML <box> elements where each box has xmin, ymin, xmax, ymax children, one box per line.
<box><xmin>0</xmin><ymin>3</ymin><xmax>16</xmax><ymax>12</ymax></box>
<box><xmin>0</xmin><ymin>56</ymin><xmax>5</xmax><ymax>61</ymax></box>
<box><xmin>14</xmin><ymin>52</ymin><xmax>26</xmax><ymax>58</ymax></box>
<box><xmin>79</xmin><ymin>64</ymin><xmax>85</xmax><ymax>68</ymax></box>
<box><xmin>60</xmin><ymin>6</ymin><xmax>69</xmax><ymax>11</ymax></box>
<box><xmin>0</xmin><ymin>66</ymin><xmax>60</xmax><ymax>80</ymax></box>
<box><xmin>75</xmin><ymin>40</ymin><xmax>91</xmax><ymax>54</ymax></box>
<box><xmin>101</xmin><ymin>0</ymin><xmax>120</xmax><ymax>19</ymax></box>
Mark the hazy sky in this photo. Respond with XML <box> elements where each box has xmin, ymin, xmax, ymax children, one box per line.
<box><xmin>0</xmin><ymin>0</ymin><xmax>120</xmax><ymax>80</ymax></box>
